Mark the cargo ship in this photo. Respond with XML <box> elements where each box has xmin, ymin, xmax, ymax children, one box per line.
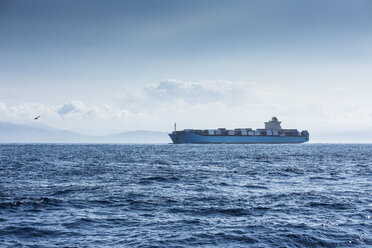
<box><xmin>169</xmin><ymin>117</ymin><xmax>309</xmax><ymax>144</ymax></box>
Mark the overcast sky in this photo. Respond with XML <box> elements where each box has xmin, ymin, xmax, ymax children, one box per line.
<box><xmin>0</xmin><ymin>0</ymin><xmax>371</xmax><ymax>141</ymax></box>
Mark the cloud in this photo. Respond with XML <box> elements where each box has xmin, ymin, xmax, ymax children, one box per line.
<box><xmin>0</xmin><ymin>80</ymin><xmax>276</xmax><ymax>133</ymax></box>
<box><xmin>113</xmin><ymin>79</ymin><xmax>306</xmax><ymax>129</ymax></box>
<box><xmin>118</xmin><ymin>79</ymin><xmax>261</xmax><ymax>111</ymax></box>
<box><xmin>56</xmin><ymin>101</ymin><xmax>134</xmax><ymax>119</ymax></box>
<box><xmin>115</xmin><ymin>79</ymin><xmax>372</xmax><ymax>132</ymax></box>
<box><xmin>0</xmin><ymin>101</ymin><xmax>142</xmax><ymax>135</ymax></box>
<box><xmin>1</xmin><ymin>79</ymin><xmax>371</xmax><ymax>136</ymax></box>
<box><xmin>57</xmin><ymin>101</ymin><xmax>82</xmax><ymax>116</ymax></box>
<box><xmin>57</xmin><ymin>101</ymin><xmax>97</xmax><ymax>117</ymax></box>
<box><xmin>145</xmin><ymin>80</ymin><xmax>224</xmax><ymax>103</ymax></box>
<box><xmin>0</xmin><ymin>101</ymin><xmax>131</xmax><ymax>125</ymax></box>
<box><xmin>0</xmin><ymin>102</ymin><xmax>55</xmax><ymax>121</ymax></box>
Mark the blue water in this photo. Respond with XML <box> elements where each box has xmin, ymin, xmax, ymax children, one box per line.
<box><xmin>0</xmin><ymin>144</ymin><xmax>371</xmax><ymax>247</ymax></box>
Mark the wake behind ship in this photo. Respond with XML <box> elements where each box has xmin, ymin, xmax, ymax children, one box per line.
<box><xmin>169</xmin><ymin>117</ymin><xmax>309</xmax><ymax>144</ymax></box>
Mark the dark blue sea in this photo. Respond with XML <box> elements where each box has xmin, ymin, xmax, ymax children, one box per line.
<box><xmin>0</xmin><ymin>144</ymin><xmax>371</xmax><ymax>247</ymax></box>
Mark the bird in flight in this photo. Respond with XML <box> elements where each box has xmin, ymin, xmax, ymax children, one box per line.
<box><xmin>34</xmin><ymin>116</ymin><xmax>40</xmax><ymax>120</ymax></box>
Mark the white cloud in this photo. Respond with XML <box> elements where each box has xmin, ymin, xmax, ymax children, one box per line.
<box><xmin>118</xmin><ymin>79</ymin><xmax>261</xmax><ymax>111</ymax></box>
<box><xmin>116</xmin><ymin>79</ymin><xmax>372</xmax><ymax>133</ymax></box>
<box><xmin>1</xmin><ymin>79</ymin><xmax>371</xmax><ymax>138</ymax></box>
<box><xmin>0</xmin><ymin>101</ymin><xmax>136</xmax><ymax>134</ymax></box>
<box><xmin>55</xmin><ymin>100</ymin><xmax>132</xmax><ymax>119</ymax></box>
<box><xmin>57</xmin><ymin>101</ymin><xmax>84</xmax><ymax>116</ymax></box>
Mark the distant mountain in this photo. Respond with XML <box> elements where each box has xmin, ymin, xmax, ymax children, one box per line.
<box><xmin>0</xmin><ymin>122</ymin><xmax>170</xmax><ymax>143</ymax></box>
<box><xmin>0</xmin><ymin>122</ymin><xmax>90</xmax><ymax>143</ymax></box>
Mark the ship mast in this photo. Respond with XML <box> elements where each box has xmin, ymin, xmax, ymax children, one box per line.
<box><xmin>174</xmin><ymin>122</ymin><xmax>177</xmax><ymax>132</ymax></box>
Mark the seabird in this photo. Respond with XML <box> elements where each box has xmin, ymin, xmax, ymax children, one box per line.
<box><xmin>34</xmin><ymin>116</ymin><xmax>40</xmax><ymax>120</ymax></box>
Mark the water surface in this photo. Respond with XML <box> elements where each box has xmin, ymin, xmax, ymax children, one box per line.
<box><xmin>0</xmin><ymin>144</ymin><xmax>371</xmax><ymax>247</ymax></box>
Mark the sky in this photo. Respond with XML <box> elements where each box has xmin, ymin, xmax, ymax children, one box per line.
<box><xmin>0</xmin><ymin>0</ymin><xmax>371</xmax><ymax>141</ymax></box>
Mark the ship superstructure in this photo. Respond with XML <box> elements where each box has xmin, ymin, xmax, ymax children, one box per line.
<box><xmin>169</xmin><ymin>117</ymin><xmax>309</xmax><ymax>144</ymax></box>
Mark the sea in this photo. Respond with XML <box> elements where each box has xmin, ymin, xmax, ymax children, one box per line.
<box><xmin>0</xmin><ymin>144</ymin><xmax>371</xmax><ymax>247</ymax></box>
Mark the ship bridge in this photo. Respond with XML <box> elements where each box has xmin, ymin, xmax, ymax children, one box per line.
<box><xmin>264</xmin><ymin>117</ymin><xmax>282</xmax><ymax>130</ymax></box>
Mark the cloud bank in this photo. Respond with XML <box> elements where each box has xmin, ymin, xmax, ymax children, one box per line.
<box><xmin>1</xmin><ymin>79</ymin><xmax>371</xmax><ymax>140</ymax></box>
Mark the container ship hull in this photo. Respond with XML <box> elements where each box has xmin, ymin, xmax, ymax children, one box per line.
<box><xmin>169</xmin><ymin>132</ymin><xmax>308</xmax><ymax>144</ymax></box>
